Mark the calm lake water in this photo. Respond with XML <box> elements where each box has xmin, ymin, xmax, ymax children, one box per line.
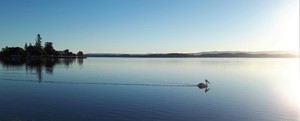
<box><xmin>0</xmin><ymin>58</ymin><xmax>299</xmax><ymax>121</ymax></box>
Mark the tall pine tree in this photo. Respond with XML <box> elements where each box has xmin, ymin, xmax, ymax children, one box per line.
<box><xmin>35</xmin><ymin>34</ymin><xmax>42</xmax><ymax>48</ymax></box>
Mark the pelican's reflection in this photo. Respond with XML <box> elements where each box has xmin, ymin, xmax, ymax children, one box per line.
<box><xmin>198</xmin><ymin>86</ymin><xmax>210</xmax><ymax>93</ymax></box>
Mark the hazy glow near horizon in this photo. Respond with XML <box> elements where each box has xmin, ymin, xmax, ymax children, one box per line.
<box><xmin>0</xmin><ymin>0</ymin><xmax>299</xmax><ymax>53</ymax></box>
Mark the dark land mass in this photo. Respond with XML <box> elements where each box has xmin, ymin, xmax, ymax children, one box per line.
<box><xmin>0</xmin><ymin>34</ymin><xmax>86</xmax><ymax>60</ymax></box>
<box><xmin>85</xmin><ymin>52</ymin><xmax>299</xmax><ymax>58</ymax></box>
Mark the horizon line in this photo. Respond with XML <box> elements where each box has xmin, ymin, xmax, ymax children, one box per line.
<box><xmin>85</xmin><ymin>50</ymin><xmax>300</xmax><ymax>54</ymax></box>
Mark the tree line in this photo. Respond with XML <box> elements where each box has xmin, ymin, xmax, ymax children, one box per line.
<box><xmin>0</xmin><ymin>34</ymin><xmax>84</xmax><ymax>58</ymax></box>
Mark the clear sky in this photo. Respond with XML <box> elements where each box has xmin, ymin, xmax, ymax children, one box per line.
<box><xmin>0</xmin><ymin>0</ymin><xmax>299</xmax><ymax>53</ymax></box>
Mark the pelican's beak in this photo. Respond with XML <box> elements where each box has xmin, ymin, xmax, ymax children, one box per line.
<box><xmin>206</xmin><ymin>80</ymin><xmax>210</xmax><ymax>84</ymax></box>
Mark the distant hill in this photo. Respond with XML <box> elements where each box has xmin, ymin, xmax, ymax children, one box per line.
<box><xmin>85</xmin><ymin>51</ymin><xmax>299</xmax><ymax>58</ymax></box>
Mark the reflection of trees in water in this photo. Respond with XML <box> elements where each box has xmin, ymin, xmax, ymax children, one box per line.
<box><xmin>45</xmin><ymin>59</ymin><xmax>56</xmax><ymax>74</ymax></box>
<box><xmin>25</xmin><ymin>58</ymin><xmax>55</xmax><ymax>82</ymax></box>
<box><xmin>0</xmin><ymin>58</ymin><xmax>84</xmax><ymax>81</ymax></box>
<box><xmin>77</xmin><ymin>58</ymin><xmax>83</xmax><ymax>65</ymax></box>
<box><xmin>57</xmin><ymin>58</ymin><xmax>77</xmax><ymax>68</ymax></box>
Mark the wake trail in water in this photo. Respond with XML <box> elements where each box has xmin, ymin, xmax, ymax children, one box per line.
<box><xmin>0</xmin><ymin>78</ymin><xmax>197</xmax><ymax>87</ymax></box>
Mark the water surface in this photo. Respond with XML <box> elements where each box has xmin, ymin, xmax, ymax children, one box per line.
<box><xmin>0</xmin><ymin>58</ymin><xmax>299</xmax><ymax>121</ymax></box>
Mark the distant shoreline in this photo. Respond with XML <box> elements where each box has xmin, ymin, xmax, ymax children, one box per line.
<box><xmin>85</xmin><ymin>52</ymin><xmax>299</xmax><ymax>58</ymax></box>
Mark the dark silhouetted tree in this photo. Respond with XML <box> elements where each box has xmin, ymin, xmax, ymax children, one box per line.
<box><xmin>35</xmin><ymin>34</ymin><xmax>42</xmax><ymax>48</ymax></box>
<box><xmin>0</xmin><ymin>47</ymin><xmax>26</xmax><ymax>57</ymax></box>
<box><xmin>24</xmin><ymin>43</ymin><xmax>28</xmax><ymax>50</ymax></box>
<box><xmin>26</xmin><ymin>46</ymin><xmax>44</xmax><ymax>56</ymax></box>
<box><xmin>44</xmin><ymin>42</ymin><xmax>57</xmax><ymax>55</ymax></box>
<box><xmin>77</xmin><ymin>51</ymin><xmax>83</xmax><ymax>56</ymax></box>
<box><xmin>63</xmin><ymin>49</ymin><xmax>69</xmax><ymax>55</ymax></box>
<box><xmin>23</xmin><ymin>34</ymin><xmax>45</xmax><ymax>56</ymax></box>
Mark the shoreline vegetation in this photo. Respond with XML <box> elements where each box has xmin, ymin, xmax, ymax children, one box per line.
<box><xmin>0</xmin><ymin>34</ymin><xmax>86</xmax><ymax>60</ymax></box>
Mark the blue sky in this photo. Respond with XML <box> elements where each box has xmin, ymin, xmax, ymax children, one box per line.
<box><xmin>0</xmin><ymin>0</ymin><xmax>299</xmax><ymax>53</ymax></box>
